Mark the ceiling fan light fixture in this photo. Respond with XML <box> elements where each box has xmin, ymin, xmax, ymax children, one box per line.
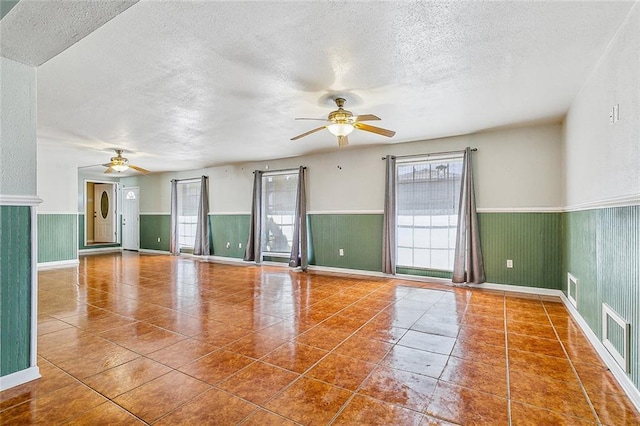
<box><xmin>327</xmin><ymin>123</ymin><xmax>354</xmax><ymax>137</ymax></box>
<box><xmin>112</xmin><ymin>164</ymin><xmax>129</xmax><ymax>172</ymax></box>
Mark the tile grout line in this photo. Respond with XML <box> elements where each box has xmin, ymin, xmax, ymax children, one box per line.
<box><xmin>504</xmin><ymin>295</ymin><xmax>512</xmax><ymax>426</ymax></box>
<box><xmin>325</xmin><ymin>298</ymin><xmax>433</xmax><ymax>425</ymax></box>
<box><xmin>541</xmin><ymin>301</ymin><xmax>602</xmax><ymax>425</ymax></box>
<box><xmin>191</xmin><ymin>283</ymin><xmax>397</xmax><ymax>425</ymax></box>
<box><xmin>326</xmin><ymin>290</ymin><xmax>456</xmax><ymax>425</ymax></box>
<box><xmin>32</xmin><ymin>257</ymin><xmax>635</xmax><ymax>424</ymax></box>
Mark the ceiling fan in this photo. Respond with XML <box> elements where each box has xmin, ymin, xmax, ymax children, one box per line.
<box><xmin>94</xmin><ymin>149</ymin><xmax>150</xmax><ymax>174</ymax></box>
<box><xmin>291</xmin><ymin>98</ymin><xmax>396</xmax><ymax>147</ymax></box>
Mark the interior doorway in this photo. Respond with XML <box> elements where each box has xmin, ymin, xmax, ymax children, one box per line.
<box><xmin>85</xmin><ymin>180</ymin><xmax>119</xmax><ymax>246</ymax></box>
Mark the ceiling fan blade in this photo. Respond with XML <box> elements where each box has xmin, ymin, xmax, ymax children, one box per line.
<box><xmin>354</xmin><ymin>122</ymin><xmax>396</xmax><ymax>137</ymax></box>
<box><xmin>291</xmin><ymin>126</ymin><xmax>326</xmax><ymax>141</ymax></box>
<box><xmin>102</xmin><ymin>163</ymin><xmax>113</xmax><ymax>167</ymax></box>
<box><xmin>78</xmin><ymin>163</ymin><xmax>104</xmax><ymax>169</ymax></box>
<box><xmin>353</xmin><ymin>114</ymin><xmax>381</xmax><ymax>122</ymax></box>
<box><xmin>104</xmin><ymin>167</ymin><xmax>114</xmax><ymax>174</ymax></box>
<box><xmin>337</xmin><ymin>135</ymin><xmax>349</xmax><ymax>148</ymax></box>
<box><xmin>129</xmin><ymin>165</ymin><xmax>150</xmax><ymax>174</ymax></box>
<box><xmin>295</xmin><ymin>118</ymin><xmax>329</xmax><ymax>121</ymax></box>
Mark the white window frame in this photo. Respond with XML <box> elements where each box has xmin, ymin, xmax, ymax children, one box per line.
<box><xmin>176</xmin><ymin>179</ymin><xmax>201</xmax><ymax>251</ymax></box>
<box><xmin>261</xmin><ymin>169</ymin><xmax>299</xmax><ymax>258</ymax></box>
<box><xmin>395</xmin><ymin>154</ymin><xmax>463</xmax><ymax>272</ymax></box>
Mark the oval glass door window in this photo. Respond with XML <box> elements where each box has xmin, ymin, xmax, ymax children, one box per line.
<box><xmin>100</xmin><ymin>191</ymin><xmax>109</xmax><ymax>219</ymax></box>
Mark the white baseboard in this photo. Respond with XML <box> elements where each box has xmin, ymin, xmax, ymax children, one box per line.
<box><xmin>559</xmin><ymin>293</ymin><xmax>640</xmax><ymax>413</ymax></box>
<box><xmin>206</xmin><ymin>255</ymin><xmax>247</xmax><ymax>265</ymax></box>
<box><xmin>138</xmin><ymin>249</ymin><xmax>171</xmax><ymax>255</ymax></box>
<box><xmin>79</xmin><ymin>247</ymin><xmax>122</xmax><ymax>255</ymax></box>
<box><xmin>37</xmin><ymin>259</ymin><xmax>79</xmax><ymax>270</ymax></box>
<box><xmin>0</xmin><ymin>366</ymin><xmax>41</xmax><ymax>391</ymax></box>
<box><xmin>462</xmin><ymin>281</ymin><xmax>564</xmax><ymax>297</ymax></box>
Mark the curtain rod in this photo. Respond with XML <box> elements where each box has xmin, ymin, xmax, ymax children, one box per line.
<box><xmin>381</xmin><ymin>148</ymin><xmax>477</xmax><ymax>161</ymax></box>
<box><xmin>253</xmin><ymin>166</ymin><xmax>306</xmax><ymax>174</ymax></box>
<box><xmin>171</xmin><ymin>176</ymin><xmax>207</xmax><ymax>183</ymax></box>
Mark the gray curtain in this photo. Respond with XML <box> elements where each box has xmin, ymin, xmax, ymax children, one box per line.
<box><xmin>243</xmin><ymin>171</ymin><xmax>263</xmax><ymax>262</ymax></box>
<box><xmin>453</xmin><ymin>147</ymin><xmax>485</xmax><ymax>284</ymax></box>
<box><xmin>193</xmin><ymin>176</ymin><xmax>211</xmax><ymax>256</ymax></box>
<box><xmin>382</xmin><ymin>156</ymin><xmax>397</xmax><ymax>274</ymax></box>
<box><xmin>289</xmin><ymin>166</ymin><xmax>308</xmax><ymax>270</ymax></box>
<box><xmin>169</xmin><ymin>179</ymin><xmax>179</xmax><ymax>255</ymax></box>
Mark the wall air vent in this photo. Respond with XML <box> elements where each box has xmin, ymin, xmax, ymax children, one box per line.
<box><xmin>602</xmin><ymin>303</ymin><xmax>630</xmax><ymax>373</ymax></box>
<box><xmin>567</xmin><ymin>273</ymin><xmax>578</xmax><ymax>308</ymax></box>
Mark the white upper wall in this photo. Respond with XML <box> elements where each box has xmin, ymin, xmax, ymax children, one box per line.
<box><xmin>564</xmin><ymin>4</ymin><xmax>640</xmax><ymax>207</ymax></box>
<box><xmin>1</xmin><ymin>57</ymin><xmax>36</xmax><ymax>196</ymax></box>
<box><xmin>121</xmin><ymin>123</ymin><xmax>563</xmax><ymax>214</ymax></box>
<box><xmin>37</xmin><ymin>145</ymin><xmax>78</xmax><ymax>212</ymax></box>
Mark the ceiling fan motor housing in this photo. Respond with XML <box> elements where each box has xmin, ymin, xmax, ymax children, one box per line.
<box><xmin>328</xmin><ymin>98</ymin><xmax>353</xmax><ymax>124</ymax></box>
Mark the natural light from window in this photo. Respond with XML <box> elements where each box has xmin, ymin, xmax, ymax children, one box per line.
<box><xmin>396</xmin><ymin>156</ymin><xmax>463</xmax><ymax>271</ymax></box>
<box><xmin>262</xmin><ymin>172</ymin><xmax>298</xmax><ymax>255</ymax></box>
<box><xmin>177</xmin><ymin>180</ymin><xmax>201</xmax><ymax>250</ymax></box>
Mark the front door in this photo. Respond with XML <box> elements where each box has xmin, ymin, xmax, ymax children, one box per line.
<box><xmin>122</xmin><ymin>187</ymin><xmax>139</xmax><ymax>250</ymax></box>
<box><xmin>94</xmin><ymin>183</ymin><xmax>116</xmax><ymax>243</ymax></box>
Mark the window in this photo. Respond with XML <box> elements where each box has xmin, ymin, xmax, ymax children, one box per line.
<box><xmin>262</xmin><ymin>171</ymin><xmax>298</xmax><ymax>255</ymax></box>
<box><xmin>396</xmin><ymin>155</ymin><xmax>463</xmax><ymax>271</ymax></box>
<box><xmin>177</xmin><ymin>180</ymin><xmax>201</xmax><ymax>250</ymax></box>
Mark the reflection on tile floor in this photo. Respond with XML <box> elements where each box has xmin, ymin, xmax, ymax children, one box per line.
<box><xmin>1</xmin><ymin>252</ymin><xmax>639</xmax><ymax>425</ymax></box>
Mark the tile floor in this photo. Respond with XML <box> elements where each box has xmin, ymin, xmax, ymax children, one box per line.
<box><xmin>1</xmin><ymin>252</ymin><xmax>639</xmax><ymax>425</ymax></box>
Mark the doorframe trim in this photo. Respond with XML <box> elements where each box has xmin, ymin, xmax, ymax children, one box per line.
<box><xmin>84</xmin><ymin>179</ymin><xmax>120</xmax><ymax>247</ymax></box>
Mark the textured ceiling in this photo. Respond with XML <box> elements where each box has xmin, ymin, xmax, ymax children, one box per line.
<box><xmin>0</xmin><ymin>0</ymin><xmax>138</xmax><ymax>66</ymax></box>
<box><xmin>2</xmin><ymin>1</ymin><xmax>636</xmax><ymax>175</ymax></box>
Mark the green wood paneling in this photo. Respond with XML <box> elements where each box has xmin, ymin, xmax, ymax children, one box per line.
<box><xmin>0</xmin><ymin>206</ymin><xmax>32</xmax><ymax>375</ymax></box>
<box><xmin>396</xmin><ymin>267</ymin><xmax>453</xmax><ymax>279</ymax></box>
<box><xmin>596</xmin><ymin>206</ymin><xmax>639</xmax><ymax>387</ymax></box>
<box><xmin>209</xmin><ymin>214</ymin><xmax>250</xmax><ymax>258</ymax></box>
<box><xmin>263</xmin><ymin>256</ymin><xmax>289</xmax><ymax>264</ymax></box>
<box><xmin>478</xmin><ymin>212</ymin><xmax>562</xmax><ymax>289</ymax></box>
<box><xmin>563</xmin><ymin>210</ymin><xmax>599</xmax><ymax>329</ymax></box>
<box><xmin>140</xmin><ymin>214</ymin><xmax>170</xmax><ymax>251</ymax></box>
<box><xmin>38</xmin><ymin>214</ymin><xmax>77</xmax><ymax>263</ymax></box>
<box><xmin>563</xmin><ymin>205</ymin><xmax>640</xmax><ymax>389</ymax></box>
<box><xmin>308</xmin><ymin>214</ymin><xmax>383</xmax><ymax>272</ymax></box>
<box><xmin>0</xmin><ymin>0</ymin><xmax>20</xmax><ymax>19</ymax></box>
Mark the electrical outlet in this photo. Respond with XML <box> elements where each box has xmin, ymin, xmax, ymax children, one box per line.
<box><xmin>157</xmin><ymin>237</ymin><xmax>161</xmax><ymax>243</ymax></box>
<box><xmin>238</xmin><ymin>242</ymin><xmax>242</xmax><ymax>249</ymax></box>
<box><xmin>506</xmin><ymin>259</ymin><xmax>513</xmax><ymax>269</ymax></box>
<box><xmin>225</xmin><ymin>241</ymin><xmax>230</xmax><ymax>249</ymax></box>
<box><xmin>610</xmin><ymin>104</ymin><xmax>620</xmax><ymax>124</ymax></box>
<box><xmin>339</xmin><ymin>248</ymin><xmax>344</xmax><ymax>256</ymax></box>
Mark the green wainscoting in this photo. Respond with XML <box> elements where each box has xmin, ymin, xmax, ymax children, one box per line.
<box><xmin>209</xmin><ymin>214</ymin><xmax>250</xmax><ymax>258</ymax></box>
<box><xmin>478</xmin><ymin>212</ymin><xmax>562</xmax><ymax>289</ymax></box>
<box><xmin>396</xmin><ymin>267</ymin><xmax>453</xmax><ymax>279</ymax></box>
<box><xmin>564</xmin><ymin>205</ymin><xmax>640</xmax><ymax>389</ymax></box>
<box><xmin>140</xmin><ymin>214</ymin><xmax>170</xmax><ymax>251</ymax></box>
<box><xmin>0</xmin><ymin>206</ymin><xmax>32</xmax><ymax>376</ymax></box>
<box><xmin>308</xmin><ymin>214</ymin><xmax>383</xmax><ymax>272</ymax></box>
<box><xmin>563</xmin><ymin>210</ymin><xmax>598</xmax><ymax>327</ymax></box>
<box><xmin>38</xmin><ymin>214</ymin><xmax>77</xmax><ymax>263</ymax></box>
<box><xmin>78</xmin><ymin>214</ymin><xmax>121</xmax><ymax>251</ymax></box>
